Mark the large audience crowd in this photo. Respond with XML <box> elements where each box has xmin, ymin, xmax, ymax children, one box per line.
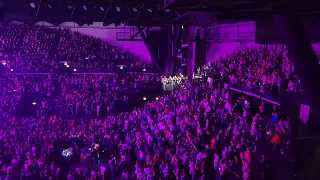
<box><xmin>0</xmin><ymin>25</ymin><xmax>154</xmax><ymax>73</ymax></box>
<box><xmin>202</xmin><ymin>47</ymin><xmax>302</xmax><ymax>97</ymax></box>
<box><xmin>0</xmin><ymin>73</ymin><xmax>289</xmax><ymax>180</ymax></box>
<box><xmin>0</xmin><ymin>24</ymin><xmax>296</xmax><ymax>180</ymax></box>
<box><xmin>0</xmin><ymin>73</ymin><xmax>162</xmax><ymax>120</ymax></box>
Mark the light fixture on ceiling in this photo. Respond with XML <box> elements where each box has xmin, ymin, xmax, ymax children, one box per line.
<box><xmin>116</xmin><ymin>7</ymin><xmax>121</xmax><ymax>12</ymax></box>
<box><xmin>133</xmin><ymin>7</ymin><xmax>137</xmax><ymax>12</ymax></box>
<box><xmin>148</xmin><ymin>9</ymin><xmax>152</xmax><ymax>13</ymax></box>
<box><xmin>100</xmin><ymin>7</ymin><xmax>104</xmax><ymax>11</ymax></box>
<box><xmin>83</xmin><ymin>5</ymin><xmax>87</xmax><ymax>11</ymax></box>
<box><xmin>30</xmin><ymin>3</ymin><xmax>36</xmax><ymax>9</ymax></box>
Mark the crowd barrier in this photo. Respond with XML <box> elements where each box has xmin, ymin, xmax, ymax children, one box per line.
<box><xmin>8</xmin><ymin>72</ymin><xmax>278</xmax><ymax>106</ymax></box>
<box><xmin>228</xmin><ymin>86</ymin><xmax>280</xmax><ymax>106</ymax></box>
<box><xmin>8</xmin><ymin>72</ymin><xmax>55</xmax><ymax>75</ymax></box>
<box><xmin>9</xmin><ymin>72</ymin><xmax>160</xmax><ymax>75</ymax></box>
<box><xmin>213</xmin><ymin>77</ymin><xmax>280</xmax><ymax>106</ymax></box>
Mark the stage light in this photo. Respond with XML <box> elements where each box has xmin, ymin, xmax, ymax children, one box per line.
<box><xmin>73</xmin><ymin>69</ymin><xmax>77</xmax><ymax>72</ymax></box>
<box><xmin>116</xmin><ymin>7</ymin><xmax>121</xmax><ymax>12</ymax></box>
<box><xmin>67</xmin><ymin>5</ymin><xmax>73</xmax><ymax>9</ymax></box>
<box><xmin>143</xmin><ymin>97</ymin><xmax>147</xmax><ymax>101</ymax></box>
<box><xmin>10</xmin><ymin>69</ymin><xmax>13</xmax><ymax>71</ymax></box>
<box><xmin>2</xmin><ymin>62</ymin><xmax>6</xmax><ymax>65</ymax></box>
<box><xmin>66</xmin><ymin>65</ymin><xmax>70</xmax><ymax>68</ymax></box>
<box><xmin>120</xmin><ymin>66</ymin><xmax>123</xmax><ymax>70</ymax></box>
<box><xmin>100</xmin><ymin>7</ymin><xmax>104</xmax><ymax>11</ymax></box>
<box><xmin>148</xmin><ymin>9</ymin><xmax>152</xmax><ymax>13</ymax></box>
<box><xmin>142</xmin><ymin>68</ymin><xmax>146</xmax><ymax>72</ymax></box>
<box><xmin>30</xmin><ymin>3</ymin><xmax>36</xmax><ymax>9</ymax></box>
<box><xmin>133</xmin><ymin>8</ymin><xmax>137</xmax><ymax>12</ymax></box>
<box><xmin>32</xmin><ymin>102</ymin><xmax>36</xmax><ymax>105</ymax></box>
<box><xmin>64</xmin><ymin>62</ymin><xmax>68</xmax><ymax>66</ymax></box>
<box><xmin>48</xmin><ymin>4</ymin><xmax>52</xmax><ymax>9</ymax></box>
<box><xmin>83</xmin><ymin>5</ymin><xmax>87</xmax><ymax>11</ymax></box>
<box><xmin>182</xmin><ymin>25</ymin><xmax>184</xmax><ymax>29</ymax></box>
<box><xmin>156</xmin><ymin>97</ymin><xmax>159</xmax><ymax>100</ymax></box>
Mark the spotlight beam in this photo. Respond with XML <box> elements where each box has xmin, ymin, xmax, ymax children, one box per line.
<box><xmin>135</xmin><ymin>4</ymin><xmax>144</xmax><ymax>21</ymax></box>
<box><xmin>70</xmin><ymin>0</ymin><xmax>78</xmax><ymax>19</ymax></box>
<box><xmin>36</xmin><ymin>0</ymin><xmax>42</xmax><ymax>17</ymax></box>
<box><xmin>104</xmin><ymin>0</ymin><xmax>112</xmax><ymax>19</ymax></box>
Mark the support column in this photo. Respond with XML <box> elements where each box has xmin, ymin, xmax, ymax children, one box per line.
<box><xmin>136</xmin><ymin>26</ymin><xmax>163</xmax><ymax>74</ymax></box>
<box><xmin>195</xmin><ymin>29</ymin><xmax>206</xmax><ymax>73</ymax></box>
<box><xmin>165</xmin><ymin>24</ymin><xmax>173</xmax><ymax>76</ymax></box>
<box><xmin>188</xmin><ymin>42</ymin><xmax>196</xmax><ymax>79</ymax></box>
<box><xmin>171</xmin><ymin>24</ymin><xmax>182</xmax><ymax>75</ymax></box>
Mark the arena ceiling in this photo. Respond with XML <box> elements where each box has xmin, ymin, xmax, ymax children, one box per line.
<box><xmin>0</xmin><ymin>0</ymin><xmax>178</xmax><ymax>26</ymax></box>
<box><xmin>1</xmin><ymin>0</ymin><xmax>319</xmax><ymax>27</ymax></box>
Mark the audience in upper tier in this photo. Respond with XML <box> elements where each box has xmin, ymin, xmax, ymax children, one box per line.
<box><xmin>202</xmin><ymin>46</ymin><xmax>303</xmax><ymax>97</ymax></box>
<box><xmin>0</xmin><ymin>25</ymin><xmax>154</xmax><ymax>73</ymax></box>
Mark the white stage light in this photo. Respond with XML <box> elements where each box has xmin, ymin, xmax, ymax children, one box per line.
<box><xmin>32</xmin><ymin>102</ymin><xmax>37</xmax><ymax>105</ymax></box>
<box><xmin>2</xmin><ymin>62</ymin><xmax>6</xmax><ymax>65</ymax></box>
<box><xmin>73</xmin><ymin>69</ymin><xmax>77</xmax><ymax>72</ymax></box>
<box><xmin>100</xmin><ymin>7</ymin><xmax>104</xmax><ymax>11</ymax></box>
<box><xmin>143</xmin><ymin>97</ymin><xmax>147</xmax><ymax>101</ymax></box>
<box><xmin>30</xmin><ymin>3</ymin><xmax>36</xmax><ymax>8</ymax></box>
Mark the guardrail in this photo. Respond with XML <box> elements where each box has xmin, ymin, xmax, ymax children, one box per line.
<box><xmin>8</xmin><ymin>72</ymin><xmax>160</xmax><ymax>75</ymax></box>
<box><xmin>229</xmin><ymin>87</ymin><xmax>280</xmax><ymax>105</ymax></box>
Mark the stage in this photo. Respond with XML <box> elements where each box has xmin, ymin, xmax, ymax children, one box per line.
<box><xmin>162</xmin><ymin>83</ymin><xmax>183</xmax><ymax>92</ymax></box>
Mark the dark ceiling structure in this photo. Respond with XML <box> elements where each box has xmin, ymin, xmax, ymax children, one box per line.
<box><xmin>0</xmin><ymin>0</ymin><xmax>178</xmax><ymax>26</ymax></box>
<box><xmin>161</xmin><ymin>0</ymin><xmax>320</xmax><ymax>26</ymax></box>
<box><xmin>162</xmin><ymin>0</ymin><xmax>320</xmax><ymax>14</ymax></box>
<box><xmin>1</xmin><ymin>0</ymin><xmax>320</xmax><ymax>27</ymax></box>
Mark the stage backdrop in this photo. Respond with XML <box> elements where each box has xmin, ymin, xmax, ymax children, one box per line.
<box><xmin>33</xmin><ymin>21</ymin><xmax>152</xmax><ymax>63</ymax></box>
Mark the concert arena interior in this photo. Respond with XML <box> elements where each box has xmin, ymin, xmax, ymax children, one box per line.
<box><xmin>0</xmin><ymin>0</ymin><xmax>320</xmax><ymax>179</ymax></box>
